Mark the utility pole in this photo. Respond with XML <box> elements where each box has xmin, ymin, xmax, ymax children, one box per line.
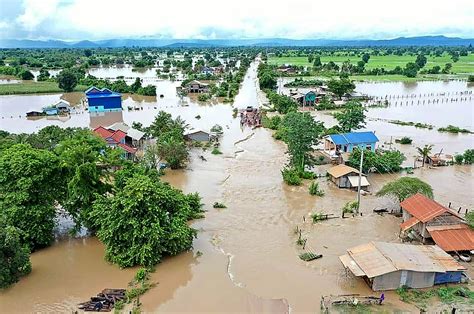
<box><xmin>356</xmin><ymin>148</ymin><xmax>364</xmax><ymax>215</ymax></box>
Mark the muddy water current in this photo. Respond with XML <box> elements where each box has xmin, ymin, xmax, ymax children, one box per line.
<box><xmin>0</xmin><ymin>62</ymin><xmax>473</xmax><ymax>313</ymax></box>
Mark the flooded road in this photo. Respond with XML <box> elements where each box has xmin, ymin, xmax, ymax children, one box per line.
<box><xmin>0</xmin><ymin>61</ymin><xmax>473</xmax><ymax>313</ymax></box>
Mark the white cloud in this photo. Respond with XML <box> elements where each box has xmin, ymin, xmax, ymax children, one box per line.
<box><xmin>3</xmin><ymin>0</ymin><xmax>474</xmax><ymax>39</ymax></box>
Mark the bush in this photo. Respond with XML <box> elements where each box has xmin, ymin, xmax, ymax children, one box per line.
<box><xmin>464</xmin><ymin>149</ymin><xmax>474</xmax><ymax>164</ymax></box>
<box><xmin>454</xmin><ymin>154</ymin><xmax>464</xmax><ymax>165</ymax></box>
<box><xmin>197</xmin><ymin>93</ymin><xmax>211</xmax><ymax>101</ymax></box>
<box><xmin>438</xmin><ymin>125</ymin><xmax>471</xmax><ymax>134</ymax></box>
<box><xmin>213</xmin><ymin>202</ymin><xmax>226</xmax><ymax>208</ymax></box>
<box><xmin>348</xmin><ymin>148</ymin><xmax>405</xmax><ymax>173</ymax></box>
<box><xmin>211</xmin><ymin>148</ymin><xmax>222</xmax><ymax>155</ymax></box>
<box><xmin>397</xmin><ymin>137</ymin><xmax>413</xmax><ymax>144</ymax></box>
<box><xmin>262</xmin><ymin>115</ymin><xmax>282</xmax><ymax>130</ymax></box>
<box><xmin>342</xmin><ymin>201</ymin><xmax>358</xmax><ymax>214</ymax></box>
<box><xmin>308</xmin><ymin>181</ymin><xmax>325</xmax><ymax>196</ymax></box>
<box><xmin>281</xmin><ymin>167</ymin><xmax>302</xmax><ymax>186</ymax></box>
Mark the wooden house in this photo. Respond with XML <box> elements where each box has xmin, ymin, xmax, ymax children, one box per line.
<box><xmin>327</xmin><ymin>164</ymin><xmax>370</xmax><ymax>190</ymax></box>
<box><xmin>324</xmin><ymin>131</ymin><xmax>378</xmax><ymax>158</ymax></box>
<box><xmin>185</xmin><ymin>80</ymin><xmax>209</xmax><ymax>93</ymax></box>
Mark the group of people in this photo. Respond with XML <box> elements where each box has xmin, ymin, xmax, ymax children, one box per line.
<box><xmin>240</xmin><ymin>108</ymin><xmax>261</xmax><ymax>127</ymax></box>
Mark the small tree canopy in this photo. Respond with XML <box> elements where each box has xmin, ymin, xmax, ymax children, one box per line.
<box><xmin>376</xmin><ymin>177</ymin><xmax>433</xmax><ymax>202</ymax></box>
<box><xmin>0</xmin><ymin>222</ymin><xmax>31</xmax><ymax>288</ymax></box>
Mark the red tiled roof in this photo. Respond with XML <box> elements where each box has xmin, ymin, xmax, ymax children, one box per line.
<box><xmin>111</xmin><ymin>130</ymin><xmax>127</xmax><ymax>142</ymax></box>
<box><xmin>93</xmin><ymin>126</ymin><xmax>114</xmax><ymax>139</ymax></box>
<box><xmin>428</xmin><ymin>224</ymin><xmax>474</xmax><ymax>252</ymax></box>
<box><xmin>400</xmin><ymin>193</ymin><xmax>453</xmax><ymax>223</ymax></box>
<box><xmin>118</xmin><ymin>143</ymin><xmax>137</xmax><ymax>154</ymax></box>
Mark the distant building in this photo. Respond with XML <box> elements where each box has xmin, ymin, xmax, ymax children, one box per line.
<box><xmin>340</xmin><ymin>241</ymin><xmax>466</xmax><ymax>291</ymax></box>
<box><xmin>184</xmin><ymin>80</ymin><xmax>209</xmax><ymax>93</ymax></box>
<box><xmin>107</xmin><ymin>122</ymin><xmax>145</xmax><ymax>148</ymax></box>
<box><xmin>184</xmin><ymin>130</ymin><xmax>210</xmax><ymax>142</ymax></box>
<box><xmin>324</xmin><ymin>131</ymin><xmax>379</xmax><ymax>157</ymax></box>
<box><xmin>291</xmin><ymin>91</ymin><xmax>319</xmax><ymax>106</ymax></box>
<box><xmin>85</xmin><ymin>86</ymin><xmax>122</xmax><ymax>112</ymax></box>
<box><xmin>327</xmin><ymin>164</ymin><xmax>370</xmax><ymax>190</ymax></box>
<box><xmin>54</xmin><ymin>100</ymin><xmax>71</xmax><ymax>113</ymax></box>
<box><xmin>400</xmin><ymin>193</ymin><xmax>474</xmax><ymax>252</ymax></box>
<box><xmin>201</xmin><ymin>66</ymin><xmax>213</xmax><ymax>76</ymax></box>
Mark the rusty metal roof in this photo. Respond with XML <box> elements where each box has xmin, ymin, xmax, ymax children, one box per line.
<box><xmin>340</xmin><ymin>241</ymin><xmax>464</xmax><ymax>278</ymax></box>
<box><xmin>400</xmin><ymin>193</ymin><xmax>458</xmax><ymax>223</ymax></box>
<box><xmin>427</xmin><ymin>224</ymin><xmax>474</xmax><ymax>252</ymax></box>
<box><xmin>400</xmin><ymin>217</ymin><xmax>420</xmax><ymax>231</ymax></box>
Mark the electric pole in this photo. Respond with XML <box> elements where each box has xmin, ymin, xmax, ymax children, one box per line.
<box><xmin>356</xmin><ymin>148</ymin><xmax>364</xmax><ymax>215</ymax></box>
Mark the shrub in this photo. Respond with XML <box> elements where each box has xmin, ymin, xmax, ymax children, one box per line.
<box><xmin>211</xmin><ymin>148</ymin><xmax>222</xmax><ymax>155</ymax></box>
<box><xmin>308</xmin><ymin>181</ymin><xmax>325</xmax><ymax>196</ymax></box>
<box><xmin>0</xmin><ymin>224</ymin><xmax>32</xmax><ymax>288</ymax></box>
<box><xmin>397</xmin><ymin>137</ymin><xmax>413</xmax><ymax>144</ymax></box>
<box><xmin>464</xmin><ymin>149</ymin><xmax>474</xmax><ymax>164</ymax></box>
<box><xmin>342</xmin><ymin>201</ymin><xmax>358</xmax><ymax>214</ymax></box>
<box><xmin>213</xmin><ymin>202</ymin><xmax>226</xmax><ymax>208</ymax></box>
<box><xmin>281</xmin><ymin>167</ymin><xmax>302</xmax><ymax>186</ymax></box>
<box><xmin>197</xmin><ymin>93</ymin><xmax>211</xmax><ymax>101</ymax></box>
<box><xmin>454</xmin><ymin>154</ymin><xmax>464</xmax><ymax>165</ymax></box>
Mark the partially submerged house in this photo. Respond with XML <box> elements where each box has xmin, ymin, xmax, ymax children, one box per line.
<box><xmin>184</xmin><ymin>130</ymin><xmax>211</xmax><ymax>142</ymax></box>
<box><xmin>400</xmin><ymin>193</ymin><xmax>474</xmax><ymax>252</ymax></box>
<box><xmin>85</xmin><ymin>87</ymin><xmax>122</xmax><ymax>112</ymax></box>
<box><xmin>184</xmin><ymin>80</ymin><xmax>209</xmax><ymax>93</ymax></box>
<box><xmin>340</xmin><ymin>241</ymin><xmax>466</xmax><ymax>291</ymax></box>
<box><xmin>93</xmin><ymin>126</ymin><xmax>138</xmax><ymax>159</ymax></box>
<box><xmin>327</xmin><ymin>164</ymin><xmax>370</xmax><ymax>190</ymax></box>
<box><xmin>324</xmin><ymin>131</ymin><xmax>378</xmax><ymax>158</ymax></box>
<box><xmin>107</xmin><ymin>122</ymin><xmax>145</xmax><ymax>148</ymax></box>
<box><xmin>290</xmin><ymin>90</ymin><xmax>319</xmax><ymax>106</ymax></box>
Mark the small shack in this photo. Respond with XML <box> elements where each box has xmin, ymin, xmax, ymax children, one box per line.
<box><xmin>400</xmin><ymin>193</ymin><xmax>474</xmax><ymax>251</ymax></box>
<box><xmin>185</xmin><ymin>80</ymin><xmax>209</xmax><ymax>93</ymax></box>
<box><xmin>340</xmin><ymin>241</ymin><xmax>466</xmax><ymax>291</ymax></box>
<box><xmin>184</xmin><ymin>130</ymin><xmax>210</xmax><ymax>142</ymax></box>
<box><xmin>54</xmin><ymin>100</ymin><xmax>71</xmax><ymax>113</ymax></box>
<box><xmin>327</xmin><ymin>164</ymin><xmax>370</xmax><ymax>190</ymax></box>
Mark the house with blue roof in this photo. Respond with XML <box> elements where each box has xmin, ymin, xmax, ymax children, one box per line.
<box><xmin>324</xmin><ymin>131</ymin><xmax>379</xmax><ymax>157</ymax></box>
<box><xmin>85</xmin><ymin>86</ymin><xmax>122</xmax><ymax>112</ymax></box>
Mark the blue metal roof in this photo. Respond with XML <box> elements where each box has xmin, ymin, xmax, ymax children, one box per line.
<box><xmin>329</xmin><ymin>131</ymin><xmax>379</xmax><ymax>145</ymax></box>
<box><xmin>85</xmin><ymin>86</ymin><xmax>121</xmax><ymax>98</ymax></box>
<box><xmin>87</xmin><ymin>92</ymin><xmax>121</xmax><ymax>99</ymax></box>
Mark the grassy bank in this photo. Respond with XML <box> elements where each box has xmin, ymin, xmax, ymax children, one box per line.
<box><xmin>0</xmin><ymin>81</ymin><xmax>87</xmax><ymax>95</ymax></box>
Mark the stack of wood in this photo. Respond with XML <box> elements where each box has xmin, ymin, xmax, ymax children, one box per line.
<box><xmin>78</xmin><ymin>289</ymin><xmax>126</xmax><ymax>312</ymax></box>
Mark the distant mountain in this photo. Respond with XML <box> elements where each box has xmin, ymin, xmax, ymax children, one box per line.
<box><xmin>1</xmin><ymin>36</ymin><xmax>472</xmax><ymax>48</ymax></box>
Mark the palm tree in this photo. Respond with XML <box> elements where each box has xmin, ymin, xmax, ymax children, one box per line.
<box><xmin>417</xmin><ymin>144</ymin><xmax>433</xmax><ymax>167</ymax></box>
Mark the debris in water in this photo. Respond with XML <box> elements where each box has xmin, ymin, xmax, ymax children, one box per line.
<box><xmin>299</xmin><ymin>252</ymin><xmax>323</xmax><ymax>261</ymax></box>
<box><xmin>78</xmin><ymin>289</ymin><xmax>126</xmax><ymax>312</ymax></box>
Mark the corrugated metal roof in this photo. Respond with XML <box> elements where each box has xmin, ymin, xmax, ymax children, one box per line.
<box><xmin>327</xmin><ymin>164</ymin><xmax>360</xmax><ymax>178</ymax></box>
<box><xmin>328</xmin><ymin>131</ymin><xmax>379</xmax><ymax>145</ymax></box>
<box><xmin>348</xmin><ymin>176</ymin><xmax>370</xmax><ymax>187</ymax></box>
<box><xmin>94</xmin><ymin>126</ymin><xmax>114</xmax><ymax>139</ymax></box>
<box><xmin>339</xmin><ymin>254</ymin><xmax>365</xmax><ymax>277</ymax></box>
<box><xmin>341</xmin><ymin>241</ymin><xmax>464</xmax><ymax>278</ymax></box>
<box><xmin>427</xmin><ymin>225</ymin><xmax>474</xmax><ymax>252</ymax></box>
<box><xmin>118</xmin><ymin>143</ymin><xmax>137</xmax><ymax>154</ymax></box>
<box><xmin>400</xmin><ymin>217</ymin><xmax>420</xmax><ymax>231</ymax></box>
<box><xmin>400</xmin><ymin>193</ymin><xmax>452</xmax><ymax>223</ymax></box>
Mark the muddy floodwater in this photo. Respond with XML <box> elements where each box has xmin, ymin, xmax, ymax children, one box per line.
<box><xmin>0</xmin><ymin>61</ymin><xmax>473</xmax><ymax>313</ymax></box>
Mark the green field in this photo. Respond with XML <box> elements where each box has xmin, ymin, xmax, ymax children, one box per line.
<box><xmin>268</xmin><ymin>54</ymin><xmax>474</xmax><ymax>74</ymax></box>
<box><xmin>0</xmin><ymin>81</ymin><xmax>87</xmax><ymax>95</ymax></box>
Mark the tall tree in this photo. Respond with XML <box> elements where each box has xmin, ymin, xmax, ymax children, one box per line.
<box><xmin>327</xmin><ymin>78</ymin><xmax>356</xmax><ymax>99</ymax></box>
<box><xmin>417</xmin><ymin>144</ymin><xmax>433</xmax><ymax>167</ymax></box>
<box><xmin>0</xmin><ymin>144</ymin><xmax>61</xmax><ymax>250</ymax></box>
<box><xmin>280</xmin><ymin>112</ymin><xmax>324</xmax><ymax>172</ymax></box>
<box><xmin>333</xmin><ymin>100</ymin><xmax>367</xmax><ymax>132</ymax></box>
<box><xmin>376</xmin><ymin>177</ymin><xmax>433</xmax><ymax>202</ymax></box>
<box><xmin>57</xmin><ymin>69</ymin><xmax>78</xmax><ymax>92</ymax></box>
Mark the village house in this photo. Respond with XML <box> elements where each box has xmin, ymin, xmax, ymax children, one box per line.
<box><xmin>184</xmin><ymin>130</ymin><xmax>211</xmax><ymax>142</ymax></box>
<box><xmin>290</xmin><ymin>90</ymin><xmax>319</xmax><ymax>106</ymax></box>
<box><xmin>54</xmin><ymin>100</ymin><xmax>71</xmax><ymax>113</ymax></box>
<box><xmin>107</xmin><ymin>122</ymin><xmax>146</xmax><ymax>148</ymax></box>
<box><xmin>339</xmin><ymin>241</ymin><xmax>466</xmax><ymax>291</ymax></box>
<box><xmin>184</xmin><ymin>80</ymin><xmax>209</xmax><ymax>93</ymax></box>
<box><xmin>324</xmin><ymin>131</ymin><xmax>378</xmax><ymax>159</ymax></box>
<box><xmin>93</xmin><ymin>126</ymin><xmax>138</xmax><ymax>159</ymax></box>
<box><xmin>400</xmin><ymin>193</ymin><xmax>474</xmax><ymax>252</ymax></box>
<box><xmin>85</xmin><ymin>86</ymin><xmax>122</xmax><ymax>112</ymax></box>
<box><xmin>200</xmin><ymin>66</ymin><xmax>213</xmax><ymax>76</ymax></box>
<box><xmin>327</xmin><ymin>164</ymin><xmax>370</xmax><ymax>190</ymax></box>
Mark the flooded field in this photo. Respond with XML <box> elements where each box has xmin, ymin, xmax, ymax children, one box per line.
<box><xmin>0</xmin><ymin>61</ymin><xmax>473</xmax><ymax>313</ymax></box>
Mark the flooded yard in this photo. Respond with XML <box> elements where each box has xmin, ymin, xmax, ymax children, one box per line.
<box><xmin>0</xmin><ymin>61</ymin><xmax>473</xmax><ymax>313</ymax></box>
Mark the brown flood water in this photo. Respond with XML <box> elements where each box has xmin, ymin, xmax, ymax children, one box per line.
<box><xmin>0</xmin><ymin>60</ymin><xmax>473</xmax><ymax>313</ymax></box>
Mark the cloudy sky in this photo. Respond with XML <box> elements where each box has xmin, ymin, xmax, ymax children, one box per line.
<box><xmin>0</xmin><ymin>0</ymin><xmax>473</xmax><ymax>40</ymax></box>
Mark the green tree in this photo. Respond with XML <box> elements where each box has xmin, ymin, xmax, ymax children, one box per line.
<box><xmin>362</xmin><ymin>53</ymin><xmax>370</xmax><ymax>63</ymax></box>
<box><xmin>90</xmin><ymin>173</ymin><xmax>197</xmax><ymax>267</ymax></box>
<box><xmin>415</xmin><ymin>54</ymin><xmax>427</xmax><ymax>68</ymax></box>
<box><xmin>280</xmin><ymin>112</ymin><xmax>324</xmax><ymax>172</ymax></box>
<box><xmin>0</xmin><ymin>222</ymin><xmax>32</xmax><ymax>288</ymax></box>
<box><xmin>416</xmin><ymin>144</ymin><xmax>433</xmax><ymax>167</ymax></box>
<box><xmin>403</xmin><ymin>62</ymin><xmax>418</xmax><ymax>78</ymax></box>
<box><xmin>147</xmin><ymin>111</ymin><xmax>186</xmax><ymax>140</ymax></box>
<box><xmin>464</xmin><ymin>149</ymin><xmax>474</xmax><ymax>164</ymax></box>
<box><xmin>467</xmin><ymin>211</ymin><xmax>474</xmax><ymax>229</ymax></box>
<box><xmin>313</xmin><ymin>56</ymin><xmax>322</xmax><ymax>67</ymax></box>
<box><xmin>348</xmin><ymin>149</ymin><xmax>405</xmax><ymax>173</ymax></box>
<box><xmin>259</xmin><ymin>72</ymin><xmax>277</xmax><ymax>90</ymax></box>
<box><xmin>327</xmin><ymin>78</ymin><xmax>356</xmax><ymax>99</ymax></box>
<box><xmin>333</xmin><ymin>100</ymin><xmax>367</xmax><ymax>132</ymax></box>
<box><xmin>308</xmin><ymin>55</ymin><xmax>314</xmax><ymax>63</ymax></box>
<box><xmin>19</xmin><ymin>70</ymin><xmax>34</xmax><ymax>80</ymax></box>
<box><xmin>57</xmin><ymin>69</ymin><xmax>78</xmax><ymax>92</ymax></box>
<box><xmin>376</xmin><ymin>177</ymin><xmax>433</xmax><ymax>202</ymax></box>
<box><xmin>156</xmin><ymin>133</ymin><xmax>188</xmax><ymax>169</ymax></box>
<box><xmin>0</xmin><ymin>144</ymin><xmax>60</xmax><ymax>250</ymax></box>
<box><xmin>130</xmin><ymin>77</ymin><xmax>143</xmax><ymax>93</ymax></box>
<box><xmin>37</xmin><ymin>68</ymin><xmax>50</xmax><ymax>81</ymax></box>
